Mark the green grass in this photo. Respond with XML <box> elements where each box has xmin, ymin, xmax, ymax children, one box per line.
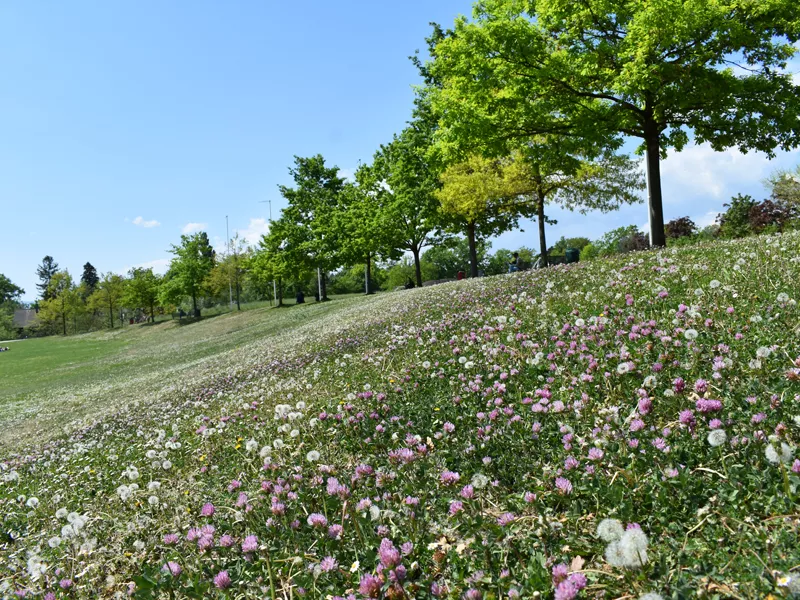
<box><xmin>0</xmin><ymin>293</ymin><xmax>370</xmax><ymax>452</ymax></box>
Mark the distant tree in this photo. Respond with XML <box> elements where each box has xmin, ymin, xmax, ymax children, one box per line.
<box><xmin>36</xmin><ymin>256</ymin><xmax>59</xmax><ymax>300</ymax></box>
<box><xmin>748</xmin><ymin>199</ymin><xmax>798</xmax><ymax>233</ymax></box>
<box><xmin>165</xmin><ymin>233</ymin><xmax>216</xmax><ymax>316</ymax></box>
<box><xmin>717</xmin><ymin>194</ymin><xmax>758</xmax><ymax>239</ymax></box>
<box><xmin>665</xmin><ymin>217</ymin><xmax>698</xmax><ymax>240</ymax></box>
<box><xmin>766</xmin><ymin>164</ymin><xmax>800</xmax><ymax>207</ymax></box>
<box><xmin>551</xmin><ymin>237</ymin><xmax>592</xmax><ymax>256</ymax></box>
<box><xmin>39</xmin><ymin>271</ymin><xmax>78</xmax><ymax>335</ymax></box>
<box><xmin>0</xmin><ymin>274</ymin><xmax>24</xmax><ymax>304</ymax></box>
<box><xmin>205</xmin><ymin>234</ymin><xmax>249</xmax><ymax>310</ymax></box>
<box><xmin>125</xmin><ymin>268</ymin><xmax>161</xmax><ymax>322</ymax></box>
<box><xmin>423</xmin><ymin>237</ymin><xmax>491</xmax><ymax>280</ymax></box>
<box><xmin>80</xmin><ymin>262</ymin><xmax>100</xmax><ymax>293</ymax></box>
<box><xmin>595</xmin><ymin>225</ymin><xmax>648</xmax><ymax>256</ymax></box>
<box><xmin>89</xmin><ymin>273</ymin><xmax>126</xmax><ymax>329</ymax></box>
<box><xmin>382</xmin><ymin>256</ymin><xmax>439</xmax><ymax>290</ymax></box>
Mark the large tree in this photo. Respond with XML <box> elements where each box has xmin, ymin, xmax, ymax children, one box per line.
<box><xmin>36</xmin><ymin>256</ymin><xmax>59</xmax><ymax>300</ymax></box>
<box><xmin>427</xmin><ymin>0</ymin><xmax>800</xmax><ymax>246</ymax></box>
<box><xmin>125</xmin><ymin>267</ymin><xmax>161</xmax><ymax>323</ymax></box>
<box><xmin>370</xmin><ymin>105</ymin><xmax>448</xmax><ymax>287</ymax></box>
<box><xmin>165</xmin><ymin>232</ymin><xmax>216</xmax><ymax>316</ymax></box>
<box><xmin>277</xmin><ymin>155</ymin><xmax>346</xmax><ymax>301</ymax></box>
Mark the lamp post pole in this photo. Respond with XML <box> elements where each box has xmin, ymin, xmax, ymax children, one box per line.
<box><xmin>260</xmin><ymin>200</ymin><xmax>277</xmax><ymax>307</ymax></box>
<box><xmin>226</xmin><ymin>215</ymin><xmax>232</xmax><ymax>309</ymax></box>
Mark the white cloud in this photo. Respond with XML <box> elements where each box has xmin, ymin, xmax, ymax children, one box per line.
<box><xmin>182</xmin><ymin>222</ymin><xmax>208</xmax><ymax>235</ymax></box>
<box><xmin>132</xmin><ymin>216</ymin><xmax>160</xmax><ymax>228</ymax></box>
<box><xmin>659</xmin><ymin>142</ymin><xmax>775</xmax><ymax>202</ymax></box>
<box><xmin>235</xmin><ymin>217</ymin><xmax>270</xmax><ymax>246</ymax></box>
<box><xmin>694</xmin><ymin>210</ymin><xmax>719</xmax><ymax>229</ymax></box>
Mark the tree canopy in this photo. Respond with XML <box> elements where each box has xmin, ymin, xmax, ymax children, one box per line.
<box><xmin>426</xmin><ymin>0</ymin><xmax>800</xmax><ymax>246</ymax></box>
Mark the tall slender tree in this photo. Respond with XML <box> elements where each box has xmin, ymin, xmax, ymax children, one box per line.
<box><xmin>36</xmin><ymin>256</ymin><xmax>59</xmax><ymax>300</ymax></box>
<box><xmin>81</xmin><ymin>262</ymin><xmax>100</xmax><ymax>294</ymax></box>
<box><xmin>125</xmin><ymin>268</ymin><xmax>161</xmax><ymax>323</ymax></box>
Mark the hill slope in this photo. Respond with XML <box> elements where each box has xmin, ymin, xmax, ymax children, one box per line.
<box><xmin>2</xmin><ymin>233</ymin><xmax>800</xmax><ymax>599</ymax></box>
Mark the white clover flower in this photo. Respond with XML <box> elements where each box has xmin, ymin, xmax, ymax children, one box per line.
<box><xmin>684</xmin><ymin>329</ymin><xmax>699</xmax><ymax>341</ymax></box>
<box><xmin>306</xmin><ymin>450</ymin><xmax>320</xmax><ymax>462</ymax></box>
<box><xmin>707</xmin><ymin>430</ymin><xmax>727</xmax><ymax>447</ymax></box>
<box><xmin>25</xmin><ymin>497</ymin><xmax>39</xmax><ymax>509</ymax></box>
<box><xmin>755</xmin><ymin>346</ymin><xmax>771</xmax><ymax>358</ymax></box>
<box><xmin>750</xmin><ymin>314</ymin><xmax>763</xmax><ymax>323</ymax></box>
<box><xmin>597</xmin><ymin>518</ymin><xmax>624</xmax><ymax>542</ymax></box>
<box><xmin>245</xmin><ymin>439</ymin><xmax>258</xmax><ymax>453</ymax></box>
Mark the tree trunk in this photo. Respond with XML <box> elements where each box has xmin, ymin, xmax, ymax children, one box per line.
<box><xmin>537</xmin><ymin>193</ymin><xmax>548</xmax><ymax>268</ymax></box>
<box><xmin>645</xmin><ymin>127</ymin><xmax>666</xmax><ymax>247</ymax></box>
<box><xmin>467</xmin><ymin>221</ymin><xmax>479</xmax><ymax>278</ymax></box>
<box><xmin>235</xmin><ymin>278</ymin><xmax>241</xmax><ymax>310</ymax></box>
<box><xmin>321</xmin><ymin>270</ymin><xmax>328</xmax><ymax>301</ymax></box>
<box><xmin>62</xmin><ymin>306</ymin><xmax>66</xmax><ymax>336</ymax></box>
<box><xmin>192</xmin><ymin>293</ymin><xmax>198</xmax><ymax>317</ymax></box>
<box><xmin>108</xmin><ymin>299</ymin><xmax>114</xmax><ymax>328</ymax></box>
<box><xmin>277</xmin><ymin>277</ymin><xmax>283</xmax><ymax>307</ymax></box>
<box><xmin>150</xmin><ymin>302</ymin><xmax>155</xmax><ymax>323</ymax></box>
<box><xmin>412</xmin><ymin>245</ymin><xmax>422</xmax><ymax>287</ymax></box>
<box><xmin>365</xmin><ymin>253</ymin><xmax>372</xmax><ymax>295</ymax></box>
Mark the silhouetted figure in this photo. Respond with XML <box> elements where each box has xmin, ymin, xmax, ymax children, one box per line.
<box><xmin>296</xmin><ymin>290</ymin><xmax>305</xmax><ymax>304</ymax></box>
<box><xmin>508</xmin><ymin>252</ymin><xmax>520</xmax><ymax>273</ymax></box>
<box><xmin>404</xmin><ymin>278</ymin><xmax>415</xmax><ymax>290</ymax></box>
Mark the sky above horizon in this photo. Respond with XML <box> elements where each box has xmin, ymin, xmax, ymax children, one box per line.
<box><xmin>2</xmin><ymin>2</ymin><xmax>799</xmax><ymax>301</ymax></box>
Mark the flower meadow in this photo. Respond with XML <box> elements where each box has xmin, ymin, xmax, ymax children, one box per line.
<box><xmin>2</xmin><ymin>233</ymin><xmax>800</xmax><ymax>599</ymax></box>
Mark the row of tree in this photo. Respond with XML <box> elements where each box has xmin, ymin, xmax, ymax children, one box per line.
<box><xmin>246</xmin><ymin>0</ymin><xmax>800</xmax><ymax>294</ymax></box>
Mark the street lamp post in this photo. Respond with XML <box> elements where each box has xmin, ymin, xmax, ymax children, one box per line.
<box><xmin>259</xmin><ymin>200</ymin><xmax>277</xmax><ymax>307</ymax></box>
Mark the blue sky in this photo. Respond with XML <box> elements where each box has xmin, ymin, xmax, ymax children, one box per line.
<box><xmin>1</xmin><ymin>2</ymin><xmax>798</xmax><ymax>301</ymax></box>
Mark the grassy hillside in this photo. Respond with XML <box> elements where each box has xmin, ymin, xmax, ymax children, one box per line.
<box><xmin>0</xmin><ymin>295</ymin><xmax>369</xmax><ymax>452</ymax></box>
<box><xmin>2</xmin><ymin>233</ymin><xmax>800</xmax><ymax>599</ymax></box>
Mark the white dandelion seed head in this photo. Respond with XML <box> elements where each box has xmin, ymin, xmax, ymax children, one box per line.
<box><xmin>25</xmin><ymin>497</ymin><xmax>39</xmax><ymax>509</ymax></box>
<box><xmin>148</xmin><ymin>495</ymin><xmax>159</xmax><ymax>506</ymax></box>
<box><xmin>47</xmin><ymin>536</ymin><xmax>61</xmax><ymax>548</ymax></box>
<box><xmin>639</xmin><ymin>594</ymin><xmax>664</xmax><ymax>600</ymax></box>
<box><xmin>619</xmin><ymin>528</ymin><xmax>649</xmax><ymax>567</ymax></box>
<box><xmin>55</xmin><ymin>508</ymin><xmax>68</xmax><ymax>520</ymax></box>
<box><xmin>756</xmin><ymin>346</ymin><xmax>772</xmax><ymax>358</ymax></box>
<box><xmin>604</xmin><ymin>541</ymin><xmax>627</xmax><ymax>567</ymax></box>
<box><xmin>306</xmin><ymin>450</ymin><xmax>321</xmax><ymax>462</ymax></box>
<box><xmin>471</xmin><ymin>473</ymin><xmax>490</xmax><ymax>489</ymax></box>
<box><xmin>707</xmin><ymin>429</ymin><xmax>727</xmax><ymax>447</ymax></box>
<box><xmin>684</xmin><ymin>329</ymin><xmax>699</xmax><ymax>341</ymax></box>
<box><xmin>597</xmin><ymin>518</ymin><xmax>624</xmax><ymax>542</ymax></box>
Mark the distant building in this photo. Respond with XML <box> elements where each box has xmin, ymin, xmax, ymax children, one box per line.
<box><xmin>12</xmin><ymin>309</ymin><xmax>39</xmax><ymax>334</ymax></box>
